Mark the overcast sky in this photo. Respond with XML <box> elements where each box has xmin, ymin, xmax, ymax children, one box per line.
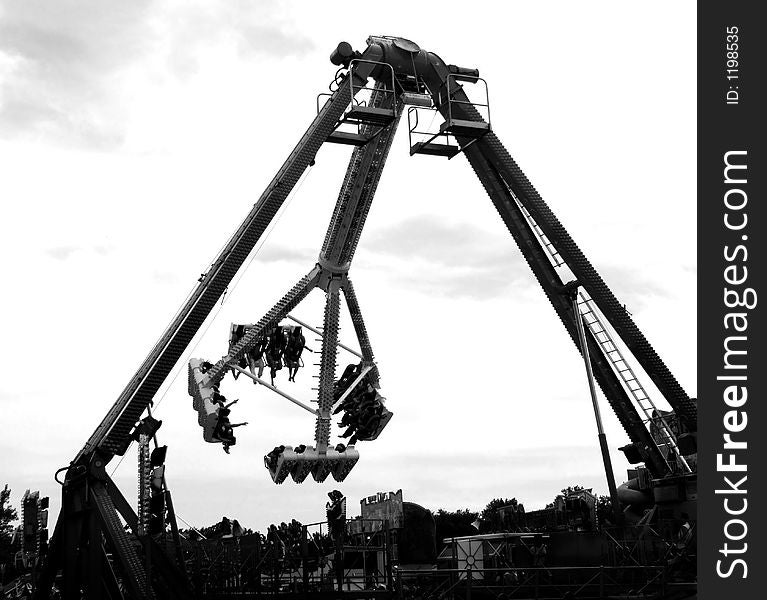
<box><xmin>0</xmin><ymin>1</ymin><xmax>696</xmax><ymax>534</ymax></box>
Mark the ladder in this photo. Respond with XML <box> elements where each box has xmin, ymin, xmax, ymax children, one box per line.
<box><xmin>576</xmin><ymin>292</ymin><xmax>691</xmax><ymax>473</ymax></box>
<box><xmin>511</xmin><ymin>181</ymin><xmax>691</xmax><ymax>474</ymax></box>
<box><xmin>512</xmin><ymin>192</ymin><xmax>564</xmax><ymax>268</ymax></box>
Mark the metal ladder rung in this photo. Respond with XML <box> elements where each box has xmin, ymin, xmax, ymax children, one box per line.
<box><xmin>576</xmin><ymin>290</ymin><xmax>693</xmax><ymax>474</ymax></box>
<box><xmin>520</xmin><ymin>203</ymin><xmax>564</xmax><ymax>266</ymax></box>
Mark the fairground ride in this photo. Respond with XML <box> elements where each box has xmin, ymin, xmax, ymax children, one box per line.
<box><xmin>34</xmin><ymin>36</ymin><xmax>696</xmax><ymax>600</ymax></box>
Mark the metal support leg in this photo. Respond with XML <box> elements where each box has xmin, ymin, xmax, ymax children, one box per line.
<box><xmin>87</xmin><ymin>503</ymin><xmax>103</xmax><ymax>600</ymax></box>
<box><xmin>573</xmin><ymin>301</ymin><xmax>622</xmax><ymax>523</ymax></box>
<box><xmin>138</xmin><ymin>434</ymin><xmax>151</xmax><ymax>536</ymax></box>
<box><xmin>62</xmin><ymin>480</ymin><xmax>85</xmax><ymax>600</ymax></box>
<box><xmin>342</xmin><ymin>278</ymin><xmax>380</xmax><ymax>387</ymax></box>
<box><xmin>316</xmin><ymin>282</ymin><xmax>341</xmax><ymax>451</ymax></box>
<box><xmin>90</xmin><ymin>484</ymin><xmax>153</xmax><ymax>600</ymax></box>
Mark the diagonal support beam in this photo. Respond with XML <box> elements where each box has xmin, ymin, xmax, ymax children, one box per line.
<box><xmin>79</xmin><ymin>68</ymin><xmax>366</xmax><ymax>460</ymax></box>
<box><xmin>231</xmin><ymin>365</ymin><xmax>319</xmax><ymax>415</ymax></box>
<box><xmin>460</xmin><ymin>145</ymin><xmax>669</xmax><ymax>476</ymax></box>
<box><xmin>428</xmin><ymin>76</ymin><xmax>694</xmax><ymax>431</ymax></box>
<box><xmin>286</xmin><ymin>313</ymin><xmax>363</xmax><ymax>359</ymax></box>
<box><xmin>91</xmin><ymin>484</ymin><xmax>153</xmax><ymax>600</ymax></box>
<box><xmin>342</xmin><ymin>278</ymin><xmax>380</xmax><ymax>387</ymax></box>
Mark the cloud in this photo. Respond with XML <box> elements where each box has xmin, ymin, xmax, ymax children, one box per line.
<box><xmin>233</xmin><ymin>23</ymin><xmax>315</xmax><ymax>58</ymax></box>
<box><xmin>256</xmin><ymin>244</ymin><xmax>316</xmax><ymax>265</ymax></box>
<box><xmin>44</xmin><ymin>245</ymin><xmax>80</xmax><ymax>260</ymax></box>
<box><xmin>360</xmin><ymin>215</ymin><xmax>531</xmax><ymax>298</ymax></box>
<box><xmin>0</xmin><ymin>0</ymin><xmax>153</xmax><ymax>147</ymax></box>
<box><xmin>597</xmin><ymin>264</ymin><xmax>671</xmax><ymax>312</ymax></box>
<box><xmin>43</xmin><ymin>244</ymin><xmax>114</xmax><ymax>261</ymax></box>
<box><xmin>163</xmin><ymin>1</ymin><xmax>315</xmax><ymax>78</ymax></box>
<box><xmin>151</xmin><ymin>270</ymin><xmax>180</xmax><ymax>285</ymax></box>
<box><xmin>0</xmin><ymin>0</ymin><xmax>314</xmax><ymax>146</ymax></box>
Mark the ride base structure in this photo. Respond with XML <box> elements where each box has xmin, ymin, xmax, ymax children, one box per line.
<box><xmin>34</xmin><ymin>36</ymin><xmax>696</xmax><ymax>599</ymax></box>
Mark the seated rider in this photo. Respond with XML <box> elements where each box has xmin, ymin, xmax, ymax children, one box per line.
<box><xmin>212</xmin><ymin>407</ymin><xmax>247</xmax><ymax>454</ymax></box>
<box><xmin>351</xmin><ymin>410</ymin><xmax>382</xmax><ymax>444</ymax></box>
<box><xmin>333</xmin><ymin>378</ymin><xmax>368</xmax><ymax>416</ymax></box>
<box><xmin>211</xmin><ymin>389</ymin><xmax>227</xmax><ymax>406</ymax></box>
<box><xmin>247</xmin><ymin>335</ymin><xmax>268</xmax><ymax>380</ymax></box>
<box><xmin>265</xmin><ymin>445</ymin><xmax>286</xmax><ymax>471</ymax></box>
<box><xmin>284</xmin><ymin>326</ymin><xmax>306</xmax><ymax>383</ymax></box>
<box><xmin>334</xmin><ymin>363</ymin><xmax>362</xmax><ymax>401</ymax></box>
<box><xmin>266</xmin><ymin>326</ymin><xmax>287</xmax><ymax>385</ymax></box>
<box><xmin>230</xmin><ymin>325</ymin><xmax>248</xmax><ymax>380</ymax></box>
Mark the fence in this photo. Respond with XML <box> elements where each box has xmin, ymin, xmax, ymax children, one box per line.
<box><xmin>395</xmin><ymin>565</ymin><xmax>676</xmax><ymax>600</ymax></box>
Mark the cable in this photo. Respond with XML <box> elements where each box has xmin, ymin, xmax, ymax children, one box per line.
<box><xmin>109</xmin><ymin>165</ymin><xmax>315</xmax><ymax>478</ymax></box>
<box><xmin>157</xmin><ymin>163</ymin><xmax>315</xmax><ymax>412</ymax></box>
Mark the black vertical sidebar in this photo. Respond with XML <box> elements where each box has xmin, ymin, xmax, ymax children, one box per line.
<box><xmin>699</xmin><ymin>2</ymin><xmax>766</xmax><ymax>598</ymax></box>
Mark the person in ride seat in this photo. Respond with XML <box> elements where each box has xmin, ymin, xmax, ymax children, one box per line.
<box><xmin>284</xmin><ymin>326</ymin><xmax>306</xmax><ymax>382</ymax></box>
<box><xmin>266</xmin><ymin>326</ymin><xmax>287</xmax><ymax>385</ymax></box>
<box><xmin>230</xmin><ymin>325</ymin><xmax>249</xmax><ymax>380</ymax></box>
<box><xmin>338</xmin><ymin>409</ymin><xmax>354</xmax><ymax>429</ymax></box>
<box><xmin>265</xmin><ymin>445</ymin><xmax>286</xmax><ymax>472</ymax></box>
<box><xmin>212</xmin><ymin>407</ymin><xmax>246</xmax><ymax>453</ymax></box>
<box><xmin>231</xmin><ymin>357</ymin><xmax>248</xmax><ymax>380</ymax></box>
<box><xmin>333</xmin><ymin>380</ymin><xmax>367</xmax><ymax>417</ymax></box>
<box><xmin>334</xmin><ymin>363</ymin><xmax>362</xmax><ymax>401</ymax></box>
<box><xmin>211</xmin><ymin>389</ymin><xmax>227</xmax><ymax>406</ymax></box>
<box><xmin>350</xmin><ymin>408</ymin><xmax>381</xmax><ymax>444</ymax></box>
<box><xmin>247</xmin><ymin>335</ymin><xmax>268</xmax><ymax>380</ymax></box>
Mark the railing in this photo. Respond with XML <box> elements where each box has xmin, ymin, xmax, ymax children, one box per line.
<box><xmin>407</xmin><ymin>73</ymin><xmax>490</xmax><ymax>159</ymax></box>
<box><xmin>395</xmin><ymin>565</ymin><xmax>679</xmax><ymax>600</ymax></box>
<box><xmin>317</xmin><ymin>59</ymin><xmax>397</xmax><ymax>128</ymax></box>
<box><xmin>439</xmin><ymin>73</ymin><xmax>491</xmax><ymax>133</ymax></box>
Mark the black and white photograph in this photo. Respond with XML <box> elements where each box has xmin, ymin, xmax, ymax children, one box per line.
<box><xmin>1</xmin><ymin>1</ymin><xmax>764</xmax><ymax>598</ymax></box>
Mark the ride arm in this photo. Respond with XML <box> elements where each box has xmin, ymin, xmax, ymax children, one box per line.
<box><xmin>415</xmin><ymin>61</ymin><xmax>680</xmax><ymax>475</ymax></box>
<box><xmin>461</xmin><ymin>143</ymin><xmax>670</xmax><ymax>477</ymax></box>
<box><xmin>77</xmin><ymin>53</ymin><xmax>386</xmax><ymax>462</ymax></box>
<box><xmin>472</xmin><ymin>129</ymin><xmax>697</xmax><ymax>433</ymax></box>
<box><xmin>425</xmin><ymin>67</ymin><xmax>694</xmax><ymax>432</ymax></box>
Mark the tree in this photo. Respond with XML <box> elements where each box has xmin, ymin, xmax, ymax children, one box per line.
<box><xmin>596</xmin><ymin>495</ymin><xmax>614</xmax><ymax>527</ymax></box>
<box><xmin>1</xmin><ymin>485</ymin><xmax>17</xmax><ymax>542</ymax></box>
<box><xmin>479</xmin><ymin>498</ymin><xmax>517</xmax><ymax>533</ymax></box>
<box><xmin>1</xmin><ymin>484</ymin><xmax>19</xmax><ymax>570</ymax></box>
<box><xmin>433</xmin><ymin>508</ymin><xmax>478</xmax><ymax>542</ymax></box>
